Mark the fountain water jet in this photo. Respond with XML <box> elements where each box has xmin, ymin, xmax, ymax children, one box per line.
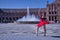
<box><xmin>16</xmin><ymin>7</ymin><xmax>40</xmax><ymax>24</ymax></box>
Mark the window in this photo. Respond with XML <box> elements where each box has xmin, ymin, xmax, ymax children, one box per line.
<box><xmin>52</xmin><ymin>16</ymin><xmax>54</xmax><ymax>21</ymax></box>
<box><xmin>55</xmin><ymin>11</ymin><xmax>57</xmax><ymax>14</ymax></box>
<box><xmin>52</xmin><ymin>11</ymin><xmax>54</xmax><ymax>14</ymax></box>
<box><xmin>13</xmin><ymin>17</ymin><xmax>15</xmax><ymax>20</ymax></box>
<box><xmin>49</xmin><ymin>16</ymin><xmax>51</xmax><ymax>21</ymax></box>
<box><xmin>6</xmin><ymin>17</ymin><xmax>8</xmax><ymax>20</ymax></box>
<box><xmin>9</xmin><ymin>17</ymin><xmax>12</xmax><ymax>20</ymax></box>
<box><xmin>2</xmin><ymin>17</ymin><xmax>4</xmax><ymax>20</ymax></box>
<box><xmin>55</xmin><ymin>16</ymin><xmax>57</xmax><ymax>20</ymax></box>
<box><xmin>49</xmin><ymin>12</ymin><xmax>51</xmax><ymax>14</ymax></box>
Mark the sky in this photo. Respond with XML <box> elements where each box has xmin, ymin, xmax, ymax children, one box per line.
<box><xmin>0</xmin><ymin>0</ymin><xmax>55</xmax><ymax>8</ymax></box>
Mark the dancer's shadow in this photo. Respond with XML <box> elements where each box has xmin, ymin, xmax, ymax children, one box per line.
<box><xmin>51</xmin><ymin>36</ymin><xmax>60</xmax><ymax>38</ymax></box>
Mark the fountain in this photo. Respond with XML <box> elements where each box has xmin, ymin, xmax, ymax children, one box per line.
<box><xmin>16</xmin><ymin>7</ymin><xmax>40</xmax><ymax>24</ymax></box>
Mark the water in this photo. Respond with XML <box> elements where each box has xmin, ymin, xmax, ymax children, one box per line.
<box><xmin>16</xmin><ymin>7</ymin><xmax>40</xmax><ymax>22</ymax></box>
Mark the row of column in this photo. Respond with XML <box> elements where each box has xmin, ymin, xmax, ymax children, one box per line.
<box><xmin>0</xmin><ymin>17</ymin><xmax>19</xmax><ymax>23</ymax></box>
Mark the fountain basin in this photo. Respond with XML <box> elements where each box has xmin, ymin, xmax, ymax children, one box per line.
<box><xmin>16</xmin><ymin>21</ymin><xmax>39</xmax><ymax>24</ymax></box>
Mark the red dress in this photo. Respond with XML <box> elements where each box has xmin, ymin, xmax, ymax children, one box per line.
<box><xmin>37</xmin><ymin>18</ymin><xmax>49</xmax><ymax>28</ymax></box>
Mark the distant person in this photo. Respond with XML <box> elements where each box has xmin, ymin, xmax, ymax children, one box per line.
<box><xmin>36</xmin><ymin>16</ymin><xmax>50</xmax><ymax>36</ymax></box>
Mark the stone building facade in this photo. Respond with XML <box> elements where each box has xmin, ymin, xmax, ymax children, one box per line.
<box><xmin>0</xmin><ymin>8</ymin><xmax>39</xmax><ymax>23</ymax></box>
<box><xmin>46</xmin><ymin>0</ymin><xmax>60</xmax><ymax>23</ymax></box>
<box><xmin>0</xmin><ymin>0</ymin><xmax>60</xmax><ymax>23</ymax></box>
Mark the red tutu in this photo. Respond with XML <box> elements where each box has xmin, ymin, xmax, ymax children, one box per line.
<box><xmin>37</xmin><ymin>19</ymin><xmax>49</xmax><ymax>28</ymax></box>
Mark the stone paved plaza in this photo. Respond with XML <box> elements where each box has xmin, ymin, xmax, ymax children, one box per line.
<box><xmin>0</xmin><ymin>23</ymin><xmax>60</xmax><ymax>40</ymax></box>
